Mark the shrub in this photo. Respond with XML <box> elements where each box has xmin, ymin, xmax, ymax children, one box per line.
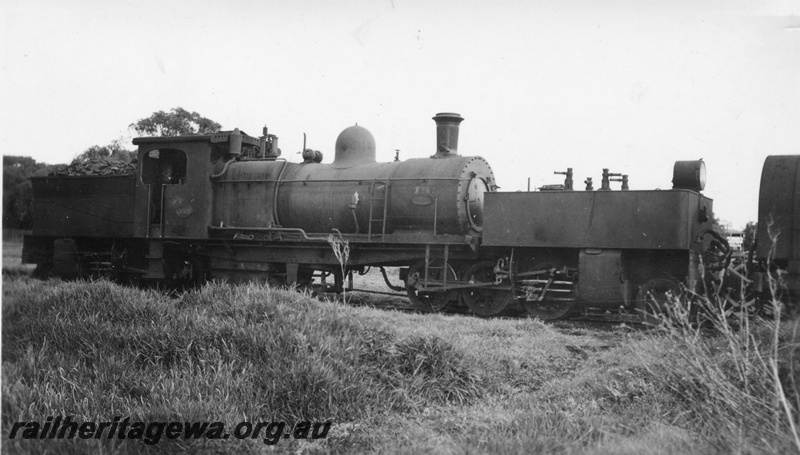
<box><xmin>636</xmin><ymin>278</ymin><xmax>800</xmax><ymax>453</ymax></box>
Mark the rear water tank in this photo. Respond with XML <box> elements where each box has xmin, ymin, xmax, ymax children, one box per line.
<box><xmin>756</xmin><ymin>155</ymin><xmax>800</xmax><ymax>262</ymax></box>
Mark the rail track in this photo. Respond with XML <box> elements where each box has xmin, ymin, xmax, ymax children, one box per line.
<box><xmin>332</xmin><ymin>279</ymin><xmax>648</xmax><ymax>330</ymax></box>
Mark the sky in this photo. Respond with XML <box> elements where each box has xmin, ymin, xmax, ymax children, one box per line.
<box><xmin>1</xmin><ymin>0</ymin><xmax>799</xmax><ymax>229</ymax></box>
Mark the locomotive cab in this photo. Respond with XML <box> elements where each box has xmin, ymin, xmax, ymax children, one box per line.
<box><xmin>130</xmin><ymin>130</ymin><xmax>268</xmax><ymax>280</ymax></box>
<box><xmin>132</xmin><ymin>136</ymin><xmax>211</xmax><ymax>239</ymax></box>
<box><xmin>140</xmin><ymin>148</ymin><xmax>188</xmax><ymax>225</ymax></box>
<box><xmin>131</xmin><ymin>129</ymin><xmax>265</xmax><ymax>239</ymax></box>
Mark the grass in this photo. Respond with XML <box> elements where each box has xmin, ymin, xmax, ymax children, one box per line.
<box><xmin>2</xmin><ymin>267</ymin><xmax>798</xmax><ymax>453</ymax></box>
<box><xmin>631</xmin><ymin>287</ymin><xmax>800</xmax><ymax>454</ymax></box>
<box><xmin>2</xmin><ymin>277</ymin><xmax>487</xmax><ymax>453</ymax></box>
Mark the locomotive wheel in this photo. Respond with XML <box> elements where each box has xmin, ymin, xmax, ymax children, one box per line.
<box><xmin>635</xmin><ymin>277</ymin><xmax>682</xmax><ymax>326</ymax></box>
<box><xmin>461</xmin><ymin>261</ymin><xmax>515</xmax><ymax>316</ymax></box>
<box><xmin>405</xmin><ymin>261</ymin><xmax>459</xmax><ymax>313</ymax></box>
<box><xmin>522</xmin><ymin>263</ymin><xmax>576</xmax><ymax>321</ymax></box>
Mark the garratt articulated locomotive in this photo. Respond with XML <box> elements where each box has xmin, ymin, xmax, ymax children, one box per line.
<box><xmin>22</xmin><ymin>112</ymin><xmax>726</xmax><ymax>321</ymax></box>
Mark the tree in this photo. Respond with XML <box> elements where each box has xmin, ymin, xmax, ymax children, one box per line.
<box><xmin>130</xmin><ymin>107</ymin><xmax>222</xmax><ymax>137</ymax></box>
<box><xmin>71</xmin><ymin>139</ymin><xmax>134</xmax><ymax>165</ymax></box>
<box><xmin>3</xmin><ymin>156</ymin><xmax>50</xmax><ymax>229</ymax></box>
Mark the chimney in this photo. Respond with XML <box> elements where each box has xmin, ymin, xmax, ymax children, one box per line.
<box><xmin>432</xmin><ymin>112</ymin><xmax>464</xmax><ymax>158</ymax></box>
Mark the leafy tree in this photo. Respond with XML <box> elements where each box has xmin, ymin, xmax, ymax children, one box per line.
<box><xmin>3</xmin><ymin>156</ymin><xmax>50</xmax><ymax>229</ymax></box>
<box><xmin>130</xmin><ymin>107</ymin><xmax>222</xmax><ymax>137</ymax></box>
<box><xmin>71</xmin><ymin>139</ymin><xmax>134</xmax><ymax>165</ymax></box>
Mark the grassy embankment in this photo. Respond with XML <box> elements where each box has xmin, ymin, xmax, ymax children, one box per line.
<box><xmin>2</xmin><ymin>238</ymin><xmax>799</xmax><ymax>454</ymax></box>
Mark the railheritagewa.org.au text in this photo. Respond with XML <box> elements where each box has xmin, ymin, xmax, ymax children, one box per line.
<box><xmin>8</xmin><ymin>416</ymin><xmax>332</xmax><ymax>445</ymax></box>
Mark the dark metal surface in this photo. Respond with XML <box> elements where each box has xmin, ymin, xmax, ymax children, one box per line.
<box><xmin>577</xmin><ymin>249</ymin><xmax>626</xmax><ymax>305</ymax></box>
<box><xmin>210</xmin><ymin>155</ymin><xmax>496</xmax><ymax>238</ymax></box>
<box><xmin>482</xmin><ymin>190</ymin><xmax>714</xmax><ymax>251</ymax></box>
<box><xmin>405</xmin><ymin>261</ymin><xmax>459</xmax><ymax>312</ymax></box>
<box><xmin>133</xmin><ymin>139</ymin><xmax>215</xmax><ymax>240</ymax></box>
<box><xmin>756</xmin><ymin>155</ymin><xmax>800</xmax><ymax>262</ymax></box>
<box><xmin>754</xmin><ymin>155</ymin><xmax>800</xmax><ymax>298</ymax></box>
<box><xmin>432</xmin><ymin>112</ymin><xmax>464</xmax><ymax>158</ymax></box>
<box><xmin>332</xmin><ymin>125</ymin><xmax>376</xmax><ymax>168</ymax></box>
<box><xmin>461</xmin><ymin>260</ymin><xmax>514</xmax><ymax>316</ymax></box>
<box><xmin>30</xmin><ymin>175</ymin><xmax>137</xmax><ymax>237</ymax></box>
<box><xmin>672</xmin><ymin>160</ymin><xmax>706</xmax><ymax>191</ymax></box>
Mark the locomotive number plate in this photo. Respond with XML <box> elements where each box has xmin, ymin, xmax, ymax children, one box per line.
<box><xmin>176</xmin><ymin>206</ymin><xmax>194</xmax><ymax>218</ymax></box>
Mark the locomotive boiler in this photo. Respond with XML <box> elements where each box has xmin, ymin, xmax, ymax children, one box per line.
<box><xmin>212</xmin><ymin>113</ymin><xmax>495</xmax><ymax>238</ymax></box>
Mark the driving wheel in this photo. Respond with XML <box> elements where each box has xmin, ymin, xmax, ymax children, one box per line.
<box><xmin>521</xmin><ymin>263</ymin><xmax>576</xmax><ymax>320</ymax></box>
<box><xmin>405</xmin><ymin>261</ymin><xmax>459</xmax><ymax>313</ymax></box>
<box><xmin>461</xmin><ymin>261</ymin><xmax>515</xmax><ymax>316</ymax></box>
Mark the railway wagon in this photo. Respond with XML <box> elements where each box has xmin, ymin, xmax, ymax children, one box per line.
<box><xmin>752</xmin><ymin>155</ymin><xmax>800</xmax><ymax>305</ymax></box>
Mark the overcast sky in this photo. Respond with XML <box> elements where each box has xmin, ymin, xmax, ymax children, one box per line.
<box><xmin>2</xmin><ymin>0</ymin><xmax>798</xmax><ymax>228</ymax></box>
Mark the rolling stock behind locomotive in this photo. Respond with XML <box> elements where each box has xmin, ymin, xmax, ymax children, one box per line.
<box><xmin>23</xmin><ymin>112</ymin><xmax>727</xmax><ymax>321</ymax></box>
<box><xmin>751</xmin><ymin>155</ymin><xmax>800</xmax><ymax>306</ymax></box>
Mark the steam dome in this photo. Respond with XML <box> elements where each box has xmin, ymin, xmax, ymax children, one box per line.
<box><xmin>332</xmin><ymin>125</ymin><xmax>376</xmax><ymax>168</ymax></box>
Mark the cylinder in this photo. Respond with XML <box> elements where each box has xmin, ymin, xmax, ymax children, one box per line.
<box><xmin>432</xmin><ymin>113</ymin><xmax>464</xmax><ymax>158</ymax></box>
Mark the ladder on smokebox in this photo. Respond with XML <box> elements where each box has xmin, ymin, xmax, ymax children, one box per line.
<box><xmin>367</xmin><ymin>180</ymin><xmax>390</xmax><ymax>240</ymax></box>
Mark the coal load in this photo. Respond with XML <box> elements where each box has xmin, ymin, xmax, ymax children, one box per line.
<box><xmin>53</xmin><ymin>154</ymin><xmax>137</xmax><ymax>176</ymax></box>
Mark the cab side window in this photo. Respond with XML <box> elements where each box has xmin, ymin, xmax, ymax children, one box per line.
<box><xmin>142</xmin><ymin>149</ymin><xmax>187</xmax><ymax>185</ymax></box>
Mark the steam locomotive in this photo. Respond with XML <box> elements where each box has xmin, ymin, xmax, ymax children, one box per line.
<box><xmin>22</xmin><ymin>112</ymin><xmax>731</xmax><ymax>320</ymax></box>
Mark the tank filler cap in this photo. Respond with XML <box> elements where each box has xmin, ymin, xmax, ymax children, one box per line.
<box><xmin>332</xmin><ymin>125</ymin><xmax>376</xmax><ymax>168</ymax></box>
